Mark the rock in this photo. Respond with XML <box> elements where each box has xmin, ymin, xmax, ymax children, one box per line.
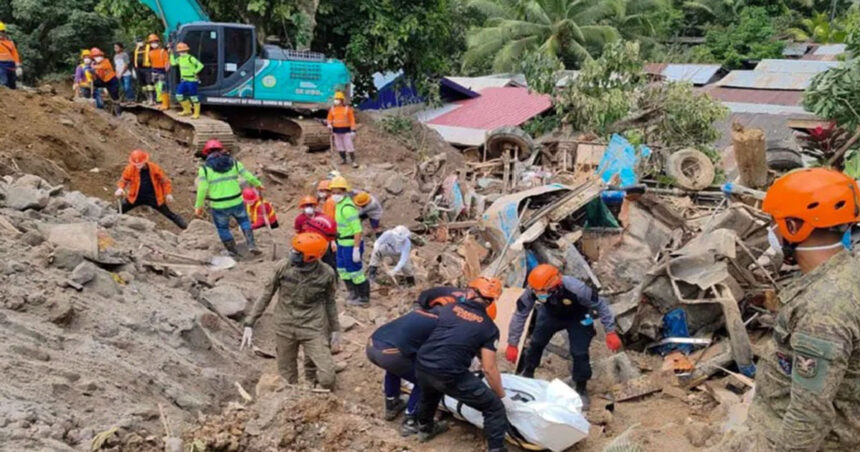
<box><xmin>339</xmin><ymin>314</ymin><xmax>358</xmax><ymax>332</ymax></box>
<box><xmin>10</xmin><ymin>344</ymin><xmax>50</xmax><ymax>361</ymax></box>
<box><xmin>378</xmin><ymin>162</ymin><xmax>395</xmax><ymax>170</ymax></box>
<box><xmin>201</xmin><ymin>285</ymin><xmax>248</xmax><ymax>319</ymax></box>
<box><xmin>384</xmin><ymin>174</ymin><xmax>405</xmax><ymax>195</ymax></box>
<box><xmin>118</xmin><ymin>271</ymin><xmax>134</xmax><ymax>283</ymax></box>
<box><xmin>684</xmin><ymin>420</ymin><xmax>715</xmax><ymax>447</ymax></box>
<box><xmin>20</xmin><ymin>230</ymin><xmax>45</xmax><ymax>246</ymax></box>
<box><xmin>98</xmin><ymin>214</ymin><xmax>119</xmax><ymax>229</ymax></box>
<box><xmin>90</xmin><ymin>270</ymin><xmax>120</xmax><ymax>298</ymax></box>
<box><xmin>70</xmin><ymin>261</ymin><xmax>97</xmax><ymax>285</ymax></box>
<box><xmin>2</xmin><ymin>185</ymin><xmax>49</xmax><ymax>211</ymax></box>
<box><xmin>63</xmin><ymin>192</ymin><xmax>104</xmax><ymax>219</ymax></box>
<box><xmin>117</xmin><ymin>214</ymin><xmax>156</xmax><ymax>232</ymax></box>
<box><xmin>48</xmin><ymin>299</ymin><xmax>75</xmax><ymax>325</ymax></box>
<box><xmin>335</xmin><ymin>361</ymin><xmax>348</xmax><ymax>373</ymax></box>
<box><xmin>255</xmin><ymin>373</ymin><xmax>286</xmax><ymax>398</ymax></box>
<box><xmin>59</xmin><ymin>118</ymin><xmax>75</xmax><ymax>127</ymax></box>
<box><xmin>14</xmin><ymin>174</ymin><xmax>49</xmax><ymax>190</ymax></box>
<box><xmin>51</xmin><ymin>247</ymin><xmax>84</xmax><ymax>270</ymax></box>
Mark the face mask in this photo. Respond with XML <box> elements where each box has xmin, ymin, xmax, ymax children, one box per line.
<box><xmin>332</xmin><ymin>194</ymin><xmax>345</xmax><ymax>203</ymax></box>
<box><xmin>334</xmin><ymin>100</ymin><xmax>342</xmax><ymax>106</ymax></box>
<box><xmin>134</xmin><ymin>163</ymin><xmax>146</xmax><ymax>170</ymax></box>
<box><xmin>83</xmin><ymin>58</ymin><xmax>92</xmax><ymax>64</ymax></box>
<box><xmin>151</xmin><ymin>43</ymin><xmax>159</xmax><ymax>49</ymax></box>
<box><xmin>767</xmin><ymin>226</ymin><xmax>783</xmax><ymax>254</ymax></box>
<box><xmin>94</xmin><ymin>56</ymin><xmax>104</xmax><ymax>63</ymax></box>
<box><xmin>536</xmin><ymin>293</ymin><xmax>550</xmax><ymax>303</ymax></box>
<box><xmin>289</xmin><ymin>250</ymin><xmax>305</xmax><ymax>267</ymax></box>
<box><xmin>304</xmin><ymin>207</ymin><xmax>315</xmax><ymax>216</ymax></box>
<box><xmin>317</xmin><ymin>192</ymin><xmax>327</xmax><ymax>199</ymax></box>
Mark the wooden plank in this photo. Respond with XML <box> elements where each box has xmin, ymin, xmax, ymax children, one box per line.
<box><xmin>494</xmin><ymin>287</ymin><xmax>530</xmax><ymax>368</ymax></box>
<box><xmin>611</xmin><ymin>371</ymin><xmax>672</xmax><ymax>402</ymax></box>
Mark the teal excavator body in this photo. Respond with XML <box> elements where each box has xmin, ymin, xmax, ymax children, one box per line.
<box><xmin>138</xmin><ymin>0</ymin><xmax>350</xmax><ymax>112</ymax></box>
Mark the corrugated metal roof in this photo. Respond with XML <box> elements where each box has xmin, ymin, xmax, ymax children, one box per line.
<box><xmin>424</xmin><ymin>124</ymin><xmax>486</xmax><ymax>147</ymax></box>
<box><xmin>443</xmin><ymin>74</ymin><xmax>526</xmax><ymax>93</ymax></box>
<box><xmin>716</xmin><ymin>71</ymin><xmax>815</xmax><ymax>90</ymax></box>
<box><xmin>644</xmin><ymin>63</ymin><xmax>668</xmax><ymax>75</ymax></box>
<box><xmin>661</xmin><ymin>64</ymin><xmax>723</xmax><ymax>85</ymax></box>
<box><xmin>814</xmin><ymin>44</ymin><xmax>847</xmax><ymax>56</ymax></box>
<box><xmin>426</xmin><ymin>87</ymin><xmax>552</xmax><ymax>129</ymax></box>
<box><xmin>756</xmin><ymin>59</ymin><xmax>839</xmax><ymax>73</ymax></box>
<box><xmin>721</xmin><ymin>102</ymin><xmax>808</xmax><ymax>115</ymax></box>
<box><xmin>782</xmin><ymin>43</ymin><xmax>810</xmax><ymax>57</ymax></box>
<box><xmin>706</xmin><ymin>87</ymin><xmax>804</xmax><ymax>106</ymax></box>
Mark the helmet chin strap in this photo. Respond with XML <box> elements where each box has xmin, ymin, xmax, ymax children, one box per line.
<box><xmin>794</xmin><ymin>230</ymin><xmax>853</xmax><ymax>252</ymax></box>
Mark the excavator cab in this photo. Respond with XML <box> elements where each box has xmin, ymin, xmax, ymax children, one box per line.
<box><xmin>173</xmin><ymin>23</ymin><xmax>256</xmax><ymax>97</ymax></box>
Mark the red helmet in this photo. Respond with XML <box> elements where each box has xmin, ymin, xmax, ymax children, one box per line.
<box><xmin>201</xmin><ymin>139</ymin><xmax>223</xmax><ymax>156</ymax></box>
<box><xmin>129</xmin><ymin>149</ymin><xmax>149</xmax><ymax>165</ymax></box>
<box><xmin>304</xmin><ymin>215</ymin><xmax>336</xmax><ymax>239</ymax></box>
<box><xmin>242</xmin><ymin>187</ymin><xmax>259</xmax><ymax>203</ymax></box>
<box><xmin>90</xmin><ymin>47</ymin><xmax>104</xmax><ymax>57</ymax></box>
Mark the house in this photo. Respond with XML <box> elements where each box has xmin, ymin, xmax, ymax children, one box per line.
<box><xmin>357</xmin><ymin>71</ymin><xmax>423</xmax><ymax>111</ymax></box>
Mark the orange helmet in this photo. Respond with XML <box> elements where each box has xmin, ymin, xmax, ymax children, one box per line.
<box><xmin>299</xmin><ymin>195</ymin><xmax>318</xmax><ymax>208</ymax></box>
<box><xmin>762</xmin><ymin>168</ymin><xmax>860</xmax><ymax>244</ymax></box>
<box><xmin>175</xmin><ymin>42</ymin><xmax>190</xmax><ymax>52</ymax></box>
<box><xmin>129</xmin><ymin>149</ymin><xmax>149</xmax><ymax>165</ymax></box>
<box><xmin>147</xmin><ymin>33</ymin><xmax>160</xmax><ymax>43</ymax></box>
<box><xmin>486</xmin><ymin>301</ymin><xmax>498</xmax><ymax>320</ymax></box>
<box><xmin>528</xmin><ymin>264</ymin><xmax>563</xmax><ymax>292</ymax></box>
<box><xmin>90</xmin><ymin>47</ymin><xmax>104</xmax><ymax>57</ymax></box>
<box><xmin>317</xmin><ymin>180</ymin><xmax>331</xmax><ymax>191</ymax></box>
<box><xmin>292</xmin><ymin>232</ymin><xmax>329</xmax><ymax>262</ymax></box>
<box><xmin>353</xmin><ymin>192</ymin><xmax>371</xmax><ymax>207</ymax></box>
<box><xmin>468</xmin><ymin>276</ymin><xmax>503</xmax><ymax>301</ymax></box>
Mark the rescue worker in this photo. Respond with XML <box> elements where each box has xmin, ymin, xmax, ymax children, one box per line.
<box><xmin>90</xmin><ymin>48</ymin><xmax>122</xmax><ymax>115</ymax></box>
<box><xmin>73</xmin><ymin>50</ymin><xmax>93</xmax><ymax>98</ymax></box>
<box><xmin>242</xmin><ymin>232</ymin><xmax>341</xmax><ymax>390</ymax></box>
<box><xmin>242</xmin><ymin>187</ymin><xmax>278</xmax><ymax>230</ymax></box>
<box><xmin>133</xmin><ymin>36</ymin><xmax>152</xmax><ymax>103</ymax></box>
<box><xmin>368</xmin><ymin>225</ymin><xmax>415</xmax><ymax>286</ymax></box>
<box><xmin>317</xmin><ymin>180</ymin><xmax>336</xmax><ymax>221</ymax></box>
<box><xmin>113</xmin><ymin>42</ymin><xmax>133</xmax><ymax>101</ymax></box>
<box><xmin>414</xmin><ymin>277</ymin><xmax>510</xmax><ymax>450</ymax></box>
<box><xmin>294</xmin><ymin>195</ymin><xmax>321</xmax><ymax>233</ymax></box>
<box><xmin>367</xmin><ymin>304</ymin><xmax>440</xmax><ymax>436</ymax></box>
<box><xmin>505</xmin><ymin>264</ymin><xmax>621</xmax><ymax>410</ymax></box>
<box><xmin>743</xmin><ymin>168</ymin><xmax>860</xmax><ymax>451</ymax></box>
<box><xmin>331</xmin><ymin>176</ymin><xmax>370</xmax><ymax>306</ymax></box>
<box><xmin>298</xmin><ymin>206</ymin><xmax>338</xmax><ymax>276</ymax></box>
<box><xmin>0</xmin><ymin>22</ymin><xmax>22</xmax><ymax>89</ymax></box>
<box><xmin>326</xmin><ymin>92</ymin><xmax>358</xmax><ymax>167</ymax></box>
<box><xmin>415</xmin><ymin>286</ymin><xmax>466</xmax><ymax>310</ymax></box>
<box><xmin>194</xmin><ymin>139</ymin><xmax>264</xmax><ymax>256</ymax></box>
<box><xmin>353</xmin><ymin>191</ymin><xmax>383</xmax><ymax>237</ymax></box>
<box><xmin>147</xmin><ymin>34</ymin><xmax>170</xmax><ymax>110</ymax></box>
<box><xmin>170</xmin><ymin>42</ymin><xmax>203</xmax><ymax>118</ymax></box>
<box><xmin>115</xmin><ymin>150</ymin><xmax>187</xmax><ymax>229</ymax></box>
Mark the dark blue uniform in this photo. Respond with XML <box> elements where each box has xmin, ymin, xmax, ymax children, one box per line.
<box><xmin>366</xmin><ymin>309</ymin><xmax>439</xmax><ymax>415</ymax></box>
<box><xmin>415</xmin><ymin>300</ymin><xmax>508</xmax><ymax>449</ymax></box>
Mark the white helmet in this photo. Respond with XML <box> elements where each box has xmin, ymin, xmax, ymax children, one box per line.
<box><xmin>392</xmin><ymin>225</ymin><xmax>411</xmax><ymax>242</ymax></box>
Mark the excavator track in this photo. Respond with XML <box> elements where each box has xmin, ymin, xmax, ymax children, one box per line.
<box><xmin>222</xmin><ymin>111</ymin><xmax>331</xmax><ymax>151</ymax></box>
<box><xmin>126</xmin><ymin>104</ymin><xmax>237</xmax><ymax>153</ymax></box>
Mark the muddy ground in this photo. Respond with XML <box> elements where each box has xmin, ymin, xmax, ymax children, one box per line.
<box><xmin>0</xmin><ymin>86</ymin><xmax>732</xmax><ymax>452</ymax></box>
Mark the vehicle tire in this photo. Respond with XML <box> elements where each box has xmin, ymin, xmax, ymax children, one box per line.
<box><xmin>766</xmin><ymin>148</ymin><xmax>803</xmax><ymax>171</ymax></box>
<box><xmin>665</xmin><ymin>148</ymin><xmax>715</xmax><ymax>191</ymax></box>
<box><xmin>485</xmin><ymin>126</ymin><xmax>535</xmax><ymax>161</ymax></box>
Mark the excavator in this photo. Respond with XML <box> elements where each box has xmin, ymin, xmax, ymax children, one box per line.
<box><xmin>131</xmin><ymin>0</ymin><xmax>351</xmax><ymax>151</ymax></box>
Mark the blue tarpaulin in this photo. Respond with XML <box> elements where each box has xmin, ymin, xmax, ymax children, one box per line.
<box><xmin>657</xmin><ymin>308</ymin><xmax>693</xmax><ymax>355</ymax></box>
<box><xmin>596</xmin><ymin>134</ymin><xmax>652</xmax><ymax>188</ymax></box>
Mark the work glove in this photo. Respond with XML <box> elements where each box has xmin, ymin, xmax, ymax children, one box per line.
<box><xmin>114</xmin><ymin>188</ymin><xmax>124</xmax><ymax>198</ymax></box>
<box><xmin>240</xmin><ymin>327</ymin><xmax>253</xmax><ymax>350</ymax></box>
<box><xmin>606</xmin><ymin>331</ymin><xmax>623</xmax><ymax>352</ymax></box>
<box><xmin>194</xmin><ymin>207</ymin><xmax>204</xmax><ymax>218</ymax></box>
<box><xmin>165</xmin><ymin>194</ymin><xmax>175</xmax><ymax>204</ymax></box>
<box><xmin>330</xmin><ymin>331</ymin><xmax>343</xmax><ymax>353</ymax></box>
<box><xmin>501</xmin><ymin>396</ymin><xmax>515</xmax><ymax>412</ymax></box>
<box><xmin>505</xmin><ymin>345</ymin><xmax>519</xmax><ymax>364</ymax></box>
<box><xmin>15</xmin><ymin>66</ymin><xmax>22</xmax><ymax>78</ymax></box>
<box><xmin>352</xmin><ymin>247</ymin><xmax>361</xmax><ymax>263</ymax></box>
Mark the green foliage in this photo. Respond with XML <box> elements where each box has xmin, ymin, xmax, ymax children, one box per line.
<box><xmin>519</xmin><ymin>50</ymin><xmax>563</xmax><ymax>94</ymax></box>
<box><xmin>95</xmin><ymin>0</ymin><xmax>160</xmax><ymax>40</ymax></box>
<box><xmin>522</xmin><ymin>113</ymin><xmax>560</xmax><ymax>138</ymax></box>
<box><xmin>640</xmin><ymin>82</ymin><xmax>728</xmax><ymax>148</ymax></box>
<box><xmin>785</xmin><ymin>10</ymin><xmax>855</xmax><ymax>43</ymax></box>
<box><xmin>3</xmin><ymin>0</ymin><xmax>120</xmax><ymax>82</ymax></box>
<box><xmin>556</xmin><ymin>41</ymin><xmax>645</xmax><ymax>135</ymax></box>
<box><xmin>691</xmin><ymin>7</ymin><xmax>784</xmax><ymax>68</ymax></box>
<box><xmin>804</xmin><ymin>62</ymin><xmax>860</xmax><ymax>130</ymax></box>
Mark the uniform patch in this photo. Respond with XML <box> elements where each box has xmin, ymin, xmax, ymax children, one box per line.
<box><xmin>794</xmin><ymin>354</ymin><xmax>817</xmax><ymax>378</ymax></box>
<box><xmin>562</xmin><ymin>298</ymin><xmax>573</xmax><ymax>306</ymax></box>
<box><xmin>776</xmin><ymin>351</ymin><xmax>792</xmax><ymax>375</ymax></box>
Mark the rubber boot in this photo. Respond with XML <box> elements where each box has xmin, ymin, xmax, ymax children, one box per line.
<box><xmin>358</xmin><ymin>280</ymin><xmax>371</xmax><ymax>305</ymax></box>
<box><xmin>520</xmin><ymin>366</ymin><xmax>535</xmax><ymax>379</ymax></box>
<box><xmin>243</xmin><ymin>229</ymin><xmax>262</xmax><ymax>255</ymax></box>
<box><xmin>191</xmin><ymin>102</ymin><xmax>201</xmax><ymax>119</ymax></box>
<box><xmin>344</xmin><ymin>281</ymin><xmax>359</xmax><ymax>304</ymax></box>
<box><xmin>405</xmin><ymin>276</ymin><xmax>416</xmax><ymax>287</ymax></box>
<box><xmin>488</xmin><ymin>447</ymin><xmax>508</xmax><ymax>452</ymax></box>
<box><xmin>146</xmin><ymin>88</ymin><xmax>155</xmax><ymax>105</ymax></box>
<box><xmin>178</xmin><ymin>100</ymin><xmax>192</xmax><ymax>116</ymax></box>
<box><xmin>417</xmin><ymin>421</ymin><xmax>449</xmax><ymax>443</ymax></box>
<box><xmin>384</xmin><ymin>397</ymin><xmax>406</xmax><ymax>421</ymax></box>
<box><xmin>575</xmin><ymin>381</ymin><xmax>590</xmax><ymax>411</ymax></box>
<box><xmin>158</xmin><ymin>92</ymin><xmax>170</xmax><ymax>111</ymax></box>
<box><xmin>349</xmin><ymin>152</ymin><xmax>358</xmax><ymax>168</ymax></box>
<box><xmin>400</xmin><ymin>415</ymin><xmax>419</xmax><ymax>437</ymax></box>
<box><xmin>222</xmin><ymin>239</ymin><xmax>239</xmax><ymax>256</ymax></box>
<box><xmin>367</xmin><ymin>265</ymin><xmax>378</xmax><ymax>282</ymax></box>
<box><xmin>339</xmin><ymin>151</ymin><xmax>347</xmax><ymax>165</ymax></box>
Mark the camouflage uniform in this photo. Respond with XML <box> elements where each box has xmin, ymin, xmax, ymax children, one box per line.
<box><xmin>245</xmin><ymin>259</ymin><xmax>340</xmax><ymax>389</ymax></box>
<box><xmin>747</xmin><ymin>251</ymin><xmax>860</xmax><ymax>451</ymax></box>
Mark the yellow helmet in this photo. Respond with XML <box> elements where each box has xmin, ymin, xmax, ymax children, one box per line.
<box><xmin>0</xmin><ymin>22</ymin><xmax>7</xmax><ymax>32</ymax></box>
<box><xmin>353</xmin><ymin>192</ymin><xmax>371</xmax><ymax>207</ymax></box>
<box><xmin>329</xmin><ymin>176</ymin><xmax>349</xmax><ymax>191</ymax></box>
<box><xmin>81</xmin><ymin>49</ymin><xmax>92</xmax><ymax>58</ymax></box>
<box><xmin>334</xmin><ymin>91</ymin><xmax>346</xmax><ymax>101</ymax></box>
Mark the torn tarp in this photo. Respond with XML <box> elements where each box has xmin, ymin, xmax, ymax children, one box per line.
<box><xmin>597</xmin><ymin>134</ymin><xmax>652</xmax><ymax>188</ymax></box>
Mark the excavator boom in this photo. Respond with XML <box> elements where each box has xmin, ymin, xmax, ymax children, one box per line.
<box><xmin>138</xmin><ymin>0</ymin><xmax>209</xmax><ymax>37</ymax></box>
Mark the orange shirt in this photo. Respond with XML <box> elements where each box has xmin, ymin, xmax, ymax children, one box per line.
<box><xmin>92</xmin><ymin>59</ymin><xmax>116</xmax><ymax>82</ymax></box>
<box><xmin>0</xmin><ymin>38</ymin><xmax>20</xmax><ymax>64</ymax></box>
<box><xmin>326</xmin><ymin>105</ymin><xmax>356</xmax><ymax>131</ymax></box>
<box><xmin>117</xmin><ymin>162</ymin><xmax>172</xmax><ymax>205</ymax></box>
<box><xmin>149</xmin><ymin>48</ymin><xmax>169</xmax><ymax>70</ymax></box>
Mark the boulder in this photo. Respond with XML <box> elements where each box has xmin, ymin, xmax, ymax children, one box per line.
<box><xmin>13</xmin><ymin>174</ymin><xmax>49</xmax><ymax>190</ymax></box>
<box><xmin>70</xmin><ymin>261</ymin><xmax>97</xmax><ymax>285</ymax></box>
<box><xmin>20</xmin><ymin>230</ymin><xmax>45</xmax><ymax>246</ymax></box>
<box><xmin>63</xmin><ymin>192</ymin><xmax>104</xmax><ymax>219</ymax></box>
<box><xmin>117</xmin><ymin>214</ymin><xmax>155</xmax><ymax>232</ymax></box>
<box><xmin>2</xmin><ymin>185</ymin><xmax>49</xmax><ymax>211</ymax></box>
<box><xmin>51</xmin><ymin>248</ymin><xmax>85</xmax><ymax>270</ymax></box>
<box><xmin>384</xmin><ymin>174</ymin><xmax>405</xmax><ymax>195</ymax></box>
<box><xmin>201</xmin><ymin>285</ymin><xmax>248</xmax><ymax>319</ymax></box>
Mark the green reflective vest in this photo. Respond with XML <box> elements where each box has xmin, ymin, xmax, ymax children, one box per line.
<box><xmin>195</xmin><ymin>161</ymin><xmax>261</xmax><ymax>210</ymax></box>
<box><xmin>335</xmin><ymin>197</ymin><xmax>362</xmax><ymax>246</ymax></box>
<box><xmin>170</xmin><ymin>53</ymin><xmax>204</xmax><ymax>81</ymax></box>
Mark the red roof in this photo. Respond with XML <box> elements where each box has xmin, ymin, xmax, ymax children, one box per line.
<box><xmin>426</xmin><ymin>87</ymin><xmax>552</xmax><ymax>130</ymax></box>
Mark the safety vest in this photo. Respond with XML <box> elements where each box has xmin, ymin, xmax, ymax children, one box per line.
<box><xmin>92</xmin><ymin>59</ymin><xmax>116</xmax><ymax>83</ymax></box>
<box><xmin>134</xmin><ymin>43</ymin><xmax>151</xmax><ymax>68</ymax></box>
<box><xmin>196</xmin><ymin>162</ymin><xmax>253</xmax><ymax>210</ymax></box>
<box><xmin>170</xmin><ymin>53</ymin><xmax>203</xmax><ymax>81</ymax></box>
<box><xmin>0</xmin><ymin>38</ymin><xmax>20</xmax><ymax>64</ymax></box>
<box><xmin>247</xmin><ymin>199</ymin><xmax>278</xmax><ymax>230</ymax></box>
<box><xmin>149</xmin><ymin>48</ymin><xmax>169</xmax><ymax>70</ymax></box>
<box><xmin>335</xmin><ymin>197</ymin><xmax>362</xmax><ymax>246</ymax></box>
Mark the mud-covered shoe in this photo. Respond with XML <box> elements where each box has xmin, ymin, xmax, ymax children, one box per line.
<box><xmin>400</xmin><ymin>415</ymin><xmax>419</xmax><ymax>437</ymax></box>
<box><xmin>384</xmin><ymin>397</ymin><xmax>406</xmax><ymax>421</ymax></box>
<box><xmin>575</xmin><ymin>381</ymin><xmax>590</xmax><ymax>411</ymax></box>
<box><xmin>418</xmin><ymin>421</ymin><xmax>449</xmax><ymax>443</ymax></box>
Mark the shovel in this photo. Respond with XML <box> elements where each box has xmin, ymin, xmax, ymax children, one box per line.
<box><xmin>144</xmin><ymin>246</ymin><xmax>237</xmax><ymax>271</ymax></box>
<box><xmin>258</xmin><ymin>192</ymin><xmax>277</xmax><ymax>261</ymax></box>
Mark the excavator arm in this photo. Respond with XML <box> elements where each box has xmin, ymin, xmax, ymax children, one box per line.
<box><xmin>138</xmin><ymin>0</ymin><xmax>210</xmax><ymax>37</ymax></box>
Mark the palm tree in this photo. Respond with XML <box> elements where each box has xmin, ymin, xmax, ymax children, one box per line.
<box><xmin>462</xmin><ymin>0</ymin><xmax>625</xmax><ymax>72</ymax></box>
<box><xmin>601</xmin><ymin>0</ymin><xmax>673</xmax><ymax>45</ymax></box>
<box><xmin>785</xmin><ymin>11</ymin><xmax>849</xmax><ymax>43</ymax></box>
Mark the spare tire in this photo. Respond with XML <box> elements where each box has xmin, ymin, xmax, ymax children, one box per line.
<box><xmin>485</xmin><ymin>126</ymin><xmax>535</xmax><ymax>161</ymax></box>
<box><xmin>766</xmin><ymin>148</ymin><xmax>803</xmax><ymax>171</ymax></box>
<box><xmin>665</xmin><ymin>148</ymin><xmax>715</xmax><ymax>190</ymax></box>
